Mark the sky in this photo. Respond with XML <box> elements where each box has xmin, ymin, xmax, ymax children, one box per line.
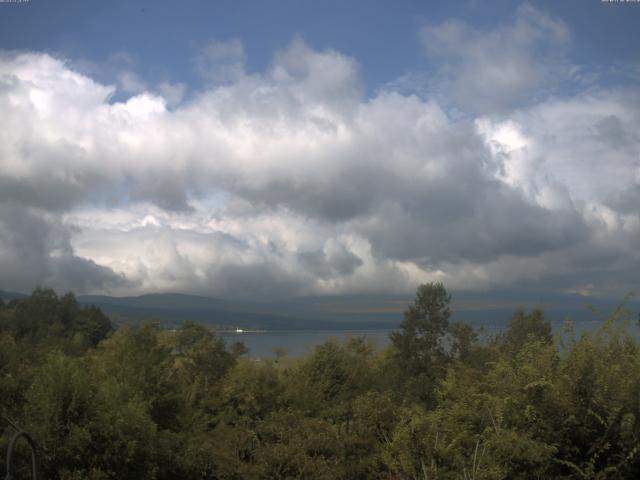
<box><xmin>0</xmin><ymin>0</ymin><xmax>639</xmax><ymax>300</ymax></box>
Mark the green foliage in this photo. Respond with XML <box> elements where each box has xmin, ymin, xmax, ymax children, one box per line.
<box><xmin>390</xmin><ymin>282</ymin><xmax>452</xmax><ymax>404</ymax></box>
<box><xmin>502</xmin><ymin>308</ymin><xmax>553</xmax><ymax>354</ymax></box>
<box><xmin>0</xmin><ymin>288</ymin><xmax>113</xmax><ymax>348</ymax></box>
<box><xmin>448</xmin><ymin>321</ymin><xmax>480</xmax><ymax>362</ymax></box>
<box><xmin>221</xmin><ymin>361</ymin><xmax>285</xmax><ymax>422</ymax></box>
<box><xmin>2</xmin><ymin>286</ymin><xmax>640</xmax><ymax>478</ymax></box>
<box><xmin>391</xmin><ymin>282</ymin><xmax>452</xmax><ymax>363</ymax></box>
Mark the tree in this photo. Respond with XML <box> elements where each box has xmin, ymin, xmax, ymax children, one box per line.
<box><xmin>448</xmin><ymin>321</ymin><xmax>478</xmax><ymax>363</ymax></box>
<box><xmin>175</xmin><ymin>322</ymin><xmax>236</xmax><ymax>389</ymax></box>
<box><xmin>390</xmin><ymin>282</ymin><xmax>451</xmax><ymax>404</ymax></box>
<box><xmin>23</xmin><ymin>353</ymin><xmax>94</xmax><ymax>478</ymax></box>
<box><xmin>74</xmin><ymin>305</ymin><xmax>112</xmax><ymax>346</ymax></box>
<box><xmin>502</xmin><ymin>308</ymin><xmax>552</xmax><ymax>354</ymax></box>
<box><xmin>0</xmin><ymin>289</ymin><xmax>112</xmax><ymax>350</ymax></box>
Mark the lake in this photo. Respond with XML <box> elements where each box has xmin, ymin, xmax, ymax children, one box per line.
<box><xmin>219</xmin><ymin>316</ymin><xmax>631</xmax><ymax>358</ymax></box>
<box><xmin>219</xmin><ymin>329</ymin><xmax>394</xmax><ymax>358</ymax></box>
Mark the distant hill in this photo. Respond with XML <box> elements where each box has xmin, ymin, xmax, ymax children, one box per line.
<box><xmin>76</xmin><ymin>292</ymin><xmax>405</xmax><ymax>330</ymax></box>
<box><xmin>0</xmin><ymin>290</ymin><xmax>27</xmax><ymax>301</ymax></box>
<box><xmin>3</xmin><ymin>288</ymin><xmax>637</xmax><ymax>331</ymax></box>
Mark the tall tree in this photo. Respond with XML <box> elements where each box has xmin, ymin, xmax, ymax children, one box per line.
<box><xmin>390</xmin><ymin>282</ymin><xmax>451</xmax><ymax>404</ymax></box>
<box><xmin>502</xmin><ymin>308</ymin><xmax>552</xmax><ymax>354</ymax></box>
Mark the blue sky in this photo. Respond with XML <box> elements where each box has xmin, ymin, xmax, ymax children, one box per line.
<box><xmin>2</xmin><ymin>0</ymin><xmax>638</xmax><ymax>95</ymax></box>
<box><xmin>0</xmin><ymin>1</ymin><xmax>639</xmax><ymax>299</ymax></box>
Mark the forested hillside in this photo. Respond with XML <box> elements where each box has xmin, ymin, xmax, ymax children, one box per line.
<box><xmin>1</xmin><ymin>285</ymin><xmax>639</xmax><ymax>479</ymax></box>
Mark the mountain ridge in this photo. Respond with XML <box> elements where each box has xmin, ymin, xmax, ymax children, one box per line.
<box><xmin>3</xmin><ymin>289</ymin><xmax>637</xmax><ymax>331</ymax></box>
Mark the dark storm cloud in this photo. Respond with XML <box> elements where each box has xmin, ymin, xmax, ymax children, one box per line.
<box><xmin>360</xmin><ymin>186</ymin><xmax>588</xmax><ymax>267</ymax></box>
<box><xmin>605</xmin><ymin>186</ymin><xmax>640</xmax><ymax>215</ymax></box>
<box><xmin>328</xmin><ymin>247</ymin><xmax>363</xmax><ymax>276</ymax></box>
<box><xmin>129</xmin><ymin>174</ymin><xmax>194</xmax><ymax>212</ymax></box>
<box><xmin>0</xmin><ymin>175</ymin><xmax>85</xmax><ymax>211</ymax></box>
<box><xmin>235</xmin><ymin>164</ymin><xmax>390</xmax><ymax>222</ymax></box>
<box><xmin>0</xmin><ymin>204</ymin><xmax>126</xmax><ymax>293</ymax></box>
<box><xmin>298</xmin><ymin>246</ymin><xmax>362</xmax><ymax>279</ymax></box>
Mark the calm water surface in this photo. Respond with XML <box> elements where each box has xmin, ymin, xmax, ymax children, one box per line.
<box><xmin>219</xmin><ymin>317</ymin><xmax>627</xmax><ymax>359</ymax></box>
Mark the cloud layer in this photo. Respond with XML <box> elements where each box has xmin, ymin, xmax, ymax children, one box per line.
<box><xmin>420</xmin><ymin>4</ymin><xmax>572</xmax><ymax>113</ymax></box>
<box><xmin>1</xmin><ymin>7</ymin><xmax>639</xmax><ymax>299</ymax></box>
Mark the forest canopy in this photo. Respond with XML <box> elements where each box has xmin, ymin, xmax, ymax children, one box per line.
<box><xmin>1</xmin><ymin>284</ymin><xmax>639</xmax><ymax>479</ymax></box>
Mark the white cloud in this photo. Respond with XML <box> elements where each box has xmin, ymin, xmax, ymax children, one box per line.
<box><xmin>0</xmin><ymin>31</ymin><xmax>639</xmax><ymax>298</ymax></box>
<box><xmin>195</xmin><ymin>38</ymin><xmax>247</xmax><ymax>84</ymax></box>
<box><xmin>419</xmin><ymin>4</ymin><xmax>571</xmax><ymax>113</ymax></box>
<box><xmin>157</xmin><ymin>81</ymin><xmax>186</xmax><ymax>107</ymax></box>
<box><xmin>117</xmin><ymin>70</ymin><xmax>147</xmax><ymax>94</ymax></box>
